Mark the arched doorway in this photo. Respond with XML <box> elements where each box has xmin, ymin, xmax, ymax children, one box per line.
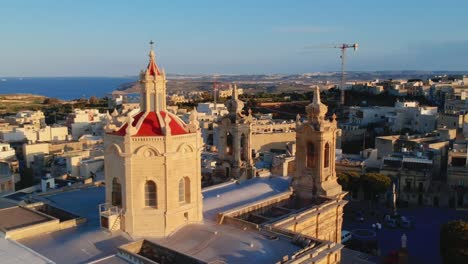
<box><xmin>112</xmin><ymin>178</ymin><xmax>122</xmax><ymax>207</ymax></box>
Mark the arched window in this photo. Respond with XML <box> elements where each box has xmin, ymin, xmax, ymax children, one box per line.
<box><xmin>179</xmin><ymin>177</ymin><xmax>191</xmax><ymax>203</ymax></box>
<box><xmin>240</xmin><ymin>133</ymin><xmax>246</xmax><ymax>161</ymax></box>
<box><xmin>324</xmin><ymin>142</ymin><xmax>330</xmax><ymax>168</ymax></box>
<box><xmin>306</xmin><ymin>142</ymin><xmax>315</xmax><ymax>168</ymax></box>
<box><xmin>226</xmin><ymin>132</ymin><xmax>233</xmax><ymax>155</ymax></box>
<box><xmin>145</xmin><ymin>181</ymin><xmax>157</xmax><ymax>207</ymax></box>
<box><xmin>112</xmin><ymin>178</ymin><xmax>122</xmax><ymax>207</ymax></box>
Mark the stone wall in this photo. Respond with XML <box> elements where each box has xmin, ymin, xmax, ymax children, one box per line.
<box><xmin>273</xmin><ymin>198</ymin><xmax>347</xmax><ymax>244</ymax></box>
<box><xmin>251</xmin><ymin>132</ymin><xmax>296</xmax><ymax>153</ymax></box>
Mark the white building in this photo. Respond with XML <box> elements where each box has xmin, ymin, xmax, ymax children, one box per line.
<box><xmin>4</xmin><ymin>110</ymin><xmax>45</xmax><ymax>129</ymax></box>
<box><xmin>1</xmin><ymin>125</ymin><xmax>69</xmax><ymax>143</ymax></box>
<box><xmin>347</xmin><ymin>106</ymin><xmax>394</xmax><ymax>126</ymax></box>
<box><xmin>37</xmin><ymin>126</ymin><xmax>69</xmax><ymax>142</ymax></box>
<box><xmin>196</xmin><ymin>103</ymin><xmax>229</xmax><ymax>117</ymax></box>
<box><xmin>0</xmin><ymin>143</ymin><xmax>15</xmax><ymax>160</ymax></box>
<box><xmin>386</xmin><ymin>101</ymin><xmax>438</xmax><ymax>133</ymax></box>
<box><xmin>67</xmin><ymin>109</ymin><xmax>106</xmax><ymax>139</ymax></box>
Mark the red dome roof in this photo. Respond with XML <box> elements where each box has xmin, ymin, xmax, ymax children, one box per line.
<box><xmin>147</xmin><ymin>58</ymin><xmax>161</xmax><ymax>76</ymax></box>
<box><xmin>110</xmin><ymin>111</ymin><xmax>188</xmax><ymax>137</ymax></box>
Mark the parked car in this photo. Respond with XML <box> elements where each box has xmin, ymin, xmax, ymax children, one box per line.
<box><xmin>341</xmin><ymin>230</ymin><xmax>352</xmax><ymax>243</ymax></box>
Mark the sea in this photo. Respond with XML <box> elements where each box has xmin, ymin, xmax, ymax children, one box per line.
<box><xmin>0</xmin><ymin>77</ymin><xmax>137</xmax><ymax>100</ymax></box>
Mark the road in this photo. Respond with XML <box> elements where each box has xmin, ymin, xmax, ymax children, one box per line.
<box><xmin>342</xmin><ymin>201</ymin><xmax>468</xmax><ymax>264</ymax></box>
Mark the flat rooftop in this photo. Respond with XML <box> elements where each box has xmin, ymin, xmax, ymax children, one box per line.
<box><xmin>3</xmin><ymin>191</ymin><xmax>30</xmax><ymax>202</ymax></box>
<box><xmin>8</xmin><ymin>177</ymin><xmax>295</xmax><ymax>264</ymax></box>
<box><xmin>17</xmin><ymin>186</ymin><xmax>131</xmax><ymax>264</ymax></box>
<box><xmin>151</xmin><ymin>223</ymin><xmax>302</xmax><ymax>264</ymax></box>
<box><xmin>202</xmin><ymin>176</ymin><xmax>291</xmax><ymax>220</ymax></box>
<box><xmin>149</xmin><ymin>177</ymin><xmax>300</xmax><ymax>264</ymax></box>
<box><xmin>0</xmin><ymin>237</ymin><xmax>53</xmax><ymax>264</ymax></box>
<box><xmin>0</xmin><ymin>207</ymin><xmax>52</xmax><ymax>231</ymax></box>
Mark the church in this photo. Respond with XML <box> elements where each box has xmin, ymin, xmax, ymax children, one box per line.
<box><xmin>101</xmin><ymin>44</ymin><xmax>347</xmax><ymax>263</ymax></box>
<box><xmin>102</xmin><ymin>46</ymin><xmax>203</xmax><ymax>237</ymax></box>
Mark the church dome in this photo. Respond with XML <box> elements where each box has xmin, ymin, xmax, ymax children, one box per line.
<box><xmin>111</xmin><ymin>111</ymin><xmax>189</xmax><ymax>137</ymax></box>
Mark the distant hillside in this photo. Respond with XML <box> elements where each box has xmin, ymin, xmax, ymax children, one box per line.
<box><xmin>114</xmin><ymin>71</ymin><xmax>468</xmax><ymax>95</ymax></box>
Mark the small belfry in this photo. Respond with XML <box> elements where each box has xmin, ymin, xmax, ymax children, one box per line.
<box><xmin>140</xmin><ymin>41</ymin><xmax>167</xmax><ymax>112</ymax></box>
<box><xmin>293</xmin><ymin>86</ymin><xmax>342</xmax><ymax>203</ymax></box>
<box><xmin>214</xmin><ymin>84</ymin><xmax>255</xmax><ymax>180</ymax></box>
<box><xmin>101</xmin><ymin>42</ymin><xmax>203</xmax><ymax>237</ymax></box>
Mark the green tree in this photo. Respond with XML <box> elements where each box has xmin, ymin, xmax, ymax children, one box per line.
<box><xmin>440</xmin><ymin>220</ymin><xmax>468</xmax><ymax>264</ymax></box>
<box><xmin>361</xmin><ymin>173</ymin><xmax>391</xmax><ymax>199</ymax></box>
<box><xmin>337</xmin><ymin>171</ymin><xmax>361</xmax><ymax>192</ymax></box>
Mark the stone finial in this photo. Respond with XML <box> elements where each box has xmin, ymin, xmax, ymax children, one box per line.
<box><xmin>112</xmin><ymin>108</ymin><xmax>119</xmax><ymax>117</ymax></box>
<box><xmin>248</xmin><ymin>108</ymin><xmax>252</xmax><ymax>116</ymax></box>
<box><xmin>305</xmin><ymin>86</ymin><xmax>327</xmax><ymax>124</ymax></box>
<box><xmin>226</xmin><ymin>83</ymin><xmax>245</xmax><ymax>115</ymax></box>
<box><xmin>125</xmin><ymin>113</ymin><xmax>137</xmax><ymax>136</ymax></box>
<box><xmin>104</xmin><ymin>110</ymin><xmax>117</xmax><ymax>132</ymax></box>
<box><xmin>163</xmin><ymin>114</ymin><xmax>172</xmax><ymax>136</ymax></box>
<box><xmin>187</xmin><ymin>108</ymin><xmax>200</xmax><ymax>133</ymax></box>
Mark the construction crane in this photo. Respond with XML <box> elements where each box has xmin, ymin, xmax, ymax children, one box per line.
<box><xmin>334</xmin><ymin>43</ymin><xmax>358</xmax><ymax>105</ymax></box>
<box><xmin>304</xmin><ymin>43</ymin><xmax>358</xmax><ymax>105</ymax></box>
<box><xmin>212</xmin><ymin>80</ymin><xmax>218</xmax><ymax>105</ymax></box>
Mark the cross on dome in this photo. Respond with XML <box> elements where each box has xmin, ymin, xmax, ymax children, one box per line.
<box><xmin>146</xmin><ymin>40</ymin><xmax>160</xmax><ymax>77</ymax></box>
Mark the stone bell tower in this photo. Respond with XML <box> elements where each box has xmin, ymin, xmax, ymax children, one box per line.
<box><xmin>214</xmin><ymin>84</ymin><xmax>255</xmax><ymax>180</ymax></box>
<box><xmin>102</xmin><ymin>43</ymin><xmax>203</xmax><ymax>237</ymax></box>
<box><xmin>293</xmin><ymin>87</ymin><xmax>342</xmax><ymax>202</ymax></box>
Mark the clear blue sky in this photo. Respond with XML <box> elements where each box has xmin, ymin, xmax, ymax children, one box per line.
<box><xmin>1</xmin><ymin>0</ymin><xmax>467</xmax><ymax>76</ymax></box>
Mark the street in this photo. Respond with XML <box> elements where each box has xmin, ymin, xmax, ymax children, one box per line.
<box><xmin>343</xmin><ymin>201</ymin><xmax>468</xmax><ymax>263</ymax></box>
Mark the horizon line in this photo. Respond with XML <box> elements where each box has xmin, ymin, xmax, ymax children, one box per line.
<box><xmin>2</xmin><ymin>70</ymin><xmax>468</xmax><ymax>79</ymax></box>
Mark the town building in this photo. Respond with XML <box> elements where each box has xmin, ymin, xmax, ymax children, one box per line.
<box><xmin>386</xmin><ymin>101</ymin><xmax>438</xmax><ymax>133</ymax></box>
<box><xmin>447</xmin><ymin>143</ymin><xmax>468</xmax><ymax>207</ymax></box>
<box><xmin>0</xmin><ymin>143</ymin><xmax>16</xmax><ymax>160</ymax></box>
<box><xmin>66</xmin><ymin>108</ymin><xmax>106</xmax><ymax>139</ymax></box>
<box><xmin>0</xmin><ymin>162</ymin><xmax>16</xmax><ymax>194</ymax></box>
<box><xmin>374</xmin><ymin>132</ymin><xmax>451</xmax><ymax>206</ymax></box>
<box><xmin>196</xmin><ymin>102</ymin><xmax>229</xmax><ymax>117</ymax></box>
<box><xmin>4</xmin><ymin>110</ymin><xmax>45</xmax><ymax>129</ymax></box>
<box><xmin>218</xmin><ymin>86</ymin><xmax>244</xmax><ymax>98</ymax></box>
